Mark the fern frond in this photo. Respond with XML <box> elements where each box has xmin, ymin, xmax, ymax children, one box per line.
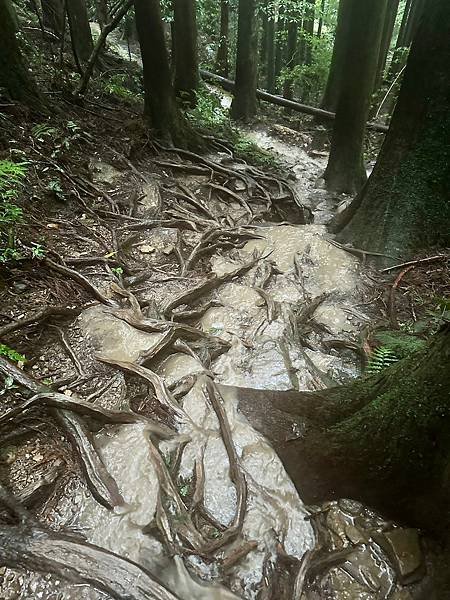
<box><xmin>367</xmin><ymin>346</ymin><xmax>398</xmax><ymax>374</ymax></box>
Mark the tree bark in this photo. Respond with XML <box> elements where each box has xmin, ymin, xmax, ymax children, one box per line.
<box><xmin>324</xmin><ymin>0</ymin><xmax>388</xmax><ymax>194</ymax></box>
<box><xmin>173</xmin><ymin>0</ymin><xmax>199</xmax><ymax>106</ymax></box>
<box><xmin>395</xmin><ymin>0</ymin><xmax>413</xmax><ymax>47</ymax></box>
<box><xmin>95</xmin><ymin>0</ymin><xmax>108</xmax><ymax>30</ymax></box>
<box><xmin>320</xmin><ymin>0</ymin><xmax>353</xmax><ymax>112</ymax></box>
<box><xmin>332</xmin><ymin>0</ymin><xmax>450</xmax><ymax>262</ymax></box>
<box><xmin>134</xmin><ymin>0</ymin><xmax>192</xmax><ymax>147</ymax></box>
<box><xmin>41</xmin><ymin>0</ymin><xmax>64</xmax><ymax>36</ymax></box>
<box><xmin>317</xmin><ymin>0</ymin><xmax>326</xmax><ymax>38</ymax></box>
<box><xmin>266</xmin><ymin>15</ymin><xmax>276</xmax><ymax>93</ymax></box>
<box><xmin>373</xmin><ymin>0</ymin><xmax>400</xmax><ymax>93</ymax></box>
<box><xmin>67</xmin><ymin>0</ymin><xmax>94</xmax><ymax>68</ymax></box>
<box><xmin>0</xmin><ymin>0</ymin><xmax>44</xmax><ymax>107</ymax></box>
<box><xmin>302</xmin><ymin>0</ymin><xmax>315</xmax><ymax>66</ymax></box>
<box><xmin>215</xmin><ymin>0</ymin><xmax>230</xmax><ymax>78</ymax></box>
<box><xmin>282</xmin><ymin>20</ymin><xmax>298</xmax><ymax>101</ymax></box>
<box><xmin>402</xmin><ymin>0</ymin><xmax>426</xmax><ymax>47</ymax></box>
<box><xmin>273</xmin><ymin>7</ymin><xmax>285</xmax><ymax>94</ymax></box>
<box><xmin>225</xmin><ymin>324</ymin><xmax>450</xmax><ymax>534</ymax></box>
<box><xmin>230</xmin><ymin>0</ymin><xmax>258</xmax><ymax>122</ymax></box>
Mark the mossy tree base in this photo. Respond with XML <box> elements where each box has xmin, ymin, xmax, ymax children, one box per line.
<box><xmin>228</xmin><ymin>325</ymin><xmax>450</xmax><ymax>534</ymax></box>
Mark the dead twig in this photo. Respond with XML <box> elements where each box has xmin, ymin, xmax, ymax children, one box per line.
<box><xmin>381</xmin><ymin>254</ymin><xmax>449</xmax><ymax>273</ymax></box>
<box><xmin>389</xmin><ymin>265</ymin><xmax>415</xmax><ymax>329</ymax></box>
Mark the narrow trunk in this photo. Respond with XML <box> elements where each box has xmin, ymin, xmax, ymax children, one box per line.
<box><xmin>395</xmin><ymin>0</ymin><xmax>412</xmax><ymax>47</ymax></box>
<box><xmin>333</xmin><ymin>0</ymin><xmax>450</xmax><ymax>261</ymax></box>
<box><xmin>303</xmin><ymin>0</ymin><xmax>315</xmax><ymax>66</ymax></box>
<box><xmin>41</xmin><ymin>0</ymin><xmax>64</xmax><ymax>36</ymax></box>
<box><xmin>134</xmin><ymin>0</ymin><xmax>191</xmax><ymax>147</ymax></box>
<box><xmin>373</xmin><ymin>0</ymin><xmax>400</xmax><ymax>93</ymax></box>
<box><xmin>324</xmin><ymin>0</ymin><xmax>388</xmax><ymax>194</ymax></box>
<box><xmin>228</xmin><ymin>324</ymin><xmax>450</xmax><ymax>534</ymax></box>
<box><xmin>230</xmin><ymin>0</ymin><xmax>258</xmax><ymax>122</ymax></box>
<box><xmin>274</xmin><ymin>8</ymin><xmax>286</xmax><ymax>94</ymax></box>
<box><xmin>95</xmin><ymin>0</ymin><xmax>108</xmax><ymax>30</ymax></box>
<box><xmin>0</xmin><ymin>0</ymin><xmax>43</xmax><ymax>107</ymax></box>
<box><xmin>320</xmin><ymin>0</ymin><xmax>353</xmax><ymax>112</ymax></box>
<box><xmin>402</xmin><ymin>0</ymin><xmax>426</xmax><ymax>47</ymax></box>
<box><xmin>260</xmin><ymin>8</ymin><xmax>268</xmax><ymax>67</ymax></box>
<box><xmin>67</xmin><ymin>0</ymin><xmax>94</xmax><ymax>68</ymax></box>
<box><xmin>173</xmin><ymin>0</ymin><xmax>199</xmax><ymax>106</ymax></box>
<box><xmin>266</xmin><ymin>16</ymin><xmax>276</xmax><ymax>92</ymax></box>
<box><xmin>317</xmin><ymin>0</ymin><xmax>326</xmax><ymax>38</ymax></box>
<box><xmin>215</xmin><ymin>0</ymin><xmax>230</xmax><ymax>78</ymax></box>
<box><xmin>282</xmin><ymin>20</ymin><xmax>298</xmax><ymax>101</ymax></box>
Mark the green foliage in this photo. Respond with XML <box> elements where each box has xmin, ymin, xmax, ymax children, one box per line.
<box><xmin>366</xmin><ymin>346</ymin><xmax>398</xmax><ymax>374</ymax></box>
<box><xmin>0</xmin><ymin>160</ymin><xmax>27</xmax><ymax>262</ymax></box>
<box><xmin>234</xmin><ymin>136</ymin><xmax>279</xmax><ymax>168</ymax></box>
<box><xmin>188</xmin><ymin>86</ymin><xmax>229</xmax><ymax>130</ymax></box>
<box><xmin>32</xmin><ymin>123</ymin><xmax>59</xmax><ymax>141</ymax></box>
<box><xmin>0</xmin><ymin>344</ymin><xmax>26</xmax><ymax>363</ymax></box>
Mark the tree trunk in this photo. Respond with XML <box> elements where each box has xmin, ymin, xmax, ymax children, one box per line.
<box><xmin>317</xmin><ymin>0</ymin><xmax>326</xmax><ymax>38</ymax></box>
<box><xmin>324</xmin><ymin>0</ymin><xmax>387</xmax><ymax>194</ymax></box>
<box><xmin>320</xmin><ymin>0</ymin><xmax>353</xmax><ymax>112</ymax></box>
<box><xmin>0</xmin><ymin>0</ymin><xmax>43</xmax><ymax>107</ymax></box>
<box><xmin>303</xmin><ymin>0</ymin><xmax>315</xmax><ymax>66</ymax></box>
<box><xmin>282</xmin><ymin>20</ymin><xmax>298</xmax><ymax>101</ymax></box>
<box><xmin>402</xmin><ymin>0</ymin><xmax>426</xmax><ymax>47</ymax></box>
<box><xmin>215</xmin><ymin>0</ymin><xmax>229</xmax><ymax>78</ymax></box>
<box><xmin>230</xmin><ymin>0</ymin><xmax>258</xmax><ymax>122</ymax></box>
<box><xmin>41</xmin><ymin>0</ymin><xmax>64</xmax><ymax>36</ymax></box>
<box><xmin>395</xmin><ymin>0</ymin><xmax>412</xmax><ymax>47</ymax></box>
<box><xmin>226</xmin><ymin>324</ymin><xmax>450</xmax><ymax>534</ymax></box>
<box><xmin>274</xmin><ymin>8</ymin><xmax>285</xmax><ymax>94</ymax></box>
<box><xmin>95</xmin><ymin>0</ymin><xmax>108</xmax><ymax>30</ymax></box>
<box><xmin>332</xmin><ymin>0</ymin><xmax>450</xmax><ymax>262</ymax></box>
<box><xmin>67</xmin><ymin>0</ymin><xmax>94</xmax><ymax>68</ymax></box>
<box><xmin>134</xmin><ymin>0</ymin><xmax>192</xmax><ymax>147</ymax></box>
<box><xmin>266</xmin><ymin>16</ymin><xmax>276</xmax><ymax>92</ymax></box>
<box><xmin>172</xmin><ymin>0</ymin><xmax>199</xmax><ymax>106</ymax></box>
<box><xmin>373</xmin><ymin>0</ymin><xmax>400</xmax><ymax>93</ymax></box>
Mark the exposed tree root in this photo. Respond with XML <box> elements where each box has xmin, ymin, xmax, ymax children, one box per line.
<box><xmin>45</xmin><ymin>259</ymin><xmax>115</xmax><ymax>306</ymax></box>
<box><xmin>0</xmin><ymin>306</ymin><xmax>84</xmax><ymax>339</ymax></box>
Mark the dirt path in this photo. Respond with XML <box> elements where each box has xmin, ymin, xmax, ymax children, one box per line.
<box><xmin>0</xmin><ymin>113</ymin><xmax>428</xmax><ymax>599</ymax></box>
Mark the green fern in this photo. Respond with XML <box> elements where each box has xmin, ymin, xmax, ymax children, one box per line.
<box><xmin>366</xmin><ymin>346</ymin><xmax>399</xmax><ymax>374</ymax></box>
<box><xmin>0</xmin><ymin>344</ymin><xmax>26</xmax><ymax>363</ymax></box>
<box><xmin>32</xmin><ymin>123</ymin><xmax>59</xmax><ymax>140</ymax></box>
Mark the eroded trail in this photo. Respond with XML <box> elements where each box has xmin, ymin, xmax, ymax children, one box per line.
<box><xmin>0</xmin><ymin>124</ymin><xmax>426</xmax><ymax>599</ymax></box>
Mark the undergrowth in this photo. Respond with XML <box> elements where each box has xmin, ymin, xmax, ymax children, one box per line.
<box><xmin>0</xmin><ymin>160</ymin><xmax>27</xmax><ymax>262</ymax></box>
<box><xmin>187</xmin><ymin>86</ymin><xmax>281</xmax><ymax>169</ymax></box>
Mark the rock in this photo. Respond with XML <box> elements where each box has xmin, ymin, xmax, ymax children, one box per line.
<box><xmin>374</xmin><ymin>528</ymin><xmax>424</xmax><ymax>583</ymax></box>
<box><xmin>139</xmin><ymin>244</ymin><xmax>156</xmax><ymax>254</ymax></box>
<box><xmin>137</xmin><ymin>180</ymin><xmax>161</xmax><ymax>217</ymax></box>
<box><xmin>314</xmin><ymin>177</ymin><xmax>326</xmax><ymax>189</ymax></box>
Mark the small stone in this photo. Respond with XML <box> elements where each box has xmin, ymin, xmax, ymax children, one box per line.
<box><xmin>139</xmin><ymin>244</ymin><xmax>156</xmax><ymax>254</ymax></box>
<box><xmin>63</xmin><ymin>389</ymin><xmax>73</xmax><ymax>397</ymax></box>
<box><xmin>163</xmin><ymin>245</ymin><xmax>175</xmax><ymax>255</ymax></box>
<box><xmin>33</xmin><ymin>453</ymin><xmax>44</xmax><ymax>462</ymax></box>
<box><xmin>46</xmin><ymin>223</ymin><xmax>59</xmax><ymax>229</ymax></box>
<box><xmin>314</xmin><ymin>177</ymin><xmax>326</xmax><ymax>189</ymax></box>
<box><xmin>374</xmin><ymin>528</ymin><xmax>423</xmax><ymax>583</ymax></box>
<box><xmin>345</xmin><ymin>524</ymin><xmax>367</xmax><ymax>545</ymax></box>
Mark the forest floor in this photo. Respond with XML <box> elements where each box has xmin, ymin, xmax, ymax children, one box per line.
<box><xmin>1</xmin><ymin>43</ymin><xmax>449</xmax><ymax>600</ymax></box>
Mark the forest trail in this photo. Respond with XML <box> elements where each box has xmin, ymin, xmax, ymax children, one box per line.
<box><xmin>0</xmin><ymin>114</ymin><xmax>427</xmax><ymax>599</ymax></box>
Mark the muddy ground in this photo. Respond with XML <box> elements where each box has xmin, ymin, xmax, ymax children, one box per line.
<box><xmin>1</xmin><ymin>60</ymin><xmax>449</xmax><ymax>600</ymax></box>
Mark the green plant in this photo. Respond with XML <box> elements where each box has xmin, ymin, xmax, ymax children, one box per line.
<box><xmin>111</xmin><ymin>266</ymin><xmax>124</xmax><ymax>276</ymax></box>
<box><xmin>0</xmin><ymin>160</ymin><xmax>27</xmax><ymax>261</ymax></box>
<box><xmin>32</xmin><ymin>123</ymin><xmax>59</xmax><ymax>141</ymax></box>
<box><xmin>366</xmin><ymin>346</ymin><xmax>398</xmax><ymax>374</ymax></box>
<box><xmin>0</xmin><ymin>344</ymin><xmax>26</xmax><ymax>363</ymax></box>
<box><xmin>188</xmin><ymin>86</ymin><xmax>229</xmax><ymax>131</ymax></box>
<box><xmin>102</xmin><ymin>74</ymin><xmax>138</xmax><ymax>101</ymax></box>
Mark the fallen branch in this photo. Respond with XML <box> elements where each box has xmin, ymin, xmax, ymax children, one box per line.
<box><xmin>381</xmin><ymin>254</ymin><xmax>449</xmax><ymax>273</ymax></box>
<box><xmin>200</xmin><ymin>70</ymin><xmax>389</xmax><ymax>133</ymax></box>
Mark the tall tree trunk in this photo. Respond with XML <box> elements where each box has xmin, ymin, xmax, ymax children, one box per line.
<box><xmin>134</xmin><ymin>0</ymin><xmax>191</xmax><ymax>147</ymax></box>
<box><xmin>228</xmin><ymin>324</ymin><xmax>450</xmax><ymax>535</ymax></box>
<box><xmin>230</xmin><ymin>0</ymin><xmax>258</xmax><ymax>121</ymax></box>
<box><xmin>173</xmin><ymin>0</ymin><xmax>199</xmax><ymax>106</ymax></box>
<box><xmin>282</xmin><ymin>20</ymin><xmax>298</xmax><ymax>101</ymax></box>
<box><xmin>0</xmin><ymin>0</ymin><xmax>43</xmax><ymax>107</ymax></box>
<box><xmin>332</xmin><ymin>0</ymin><xmax>450</xmax><ymax>262</ymax></box>
<box><xmin>402</xmin><ymin>0</ymin><xmax>426</xmax><ymax>47</ymax></box>
<box><xmin>320</xmin><ymin>0</ymin><xmax>353</xmax><ymax>112</ymax></box>
<box><xmin>67</xmin><ymin>0</ymin><xmax>94</xmax><ymax>68</ymax></box>
<box><xmin>95</xmin><ymin>0</ymin><xmax>108</xmax><ymax>31</ymax></box>
<box><xmin>303</xmin><ymin>0</ymin><xmax>315</xmax><ymax>66</ymax></box>
<box><xmin>42</xmin><ymin>0</ymin><xmax>64</xmax><ymax>36</ymax></box>
<box><xmin>274</xmin><ymin>7</ymin><xmax>286</xmax><ymax>94</ymax></box>
<box><xmin>266</xmin><ymin>15</ymin><xmax>276</xmax><ymax>92</ymax></box>
<box><xmin>215</xmin><ymin>0</ymin><xmax>230</xmax><ymax>78</ymax></box>
<box><xmin>373</xmin><ymin>0</ymin><xmax>400</xmax><ymax>93</ymax></box>
<box><xmin>324</xmin><ymin>0</ymin><xmax>388</xmax><ymax>194</ymax></box>
<box><xmin>395</xmin><ymin>0</ymin><xmax>413</xmax><ymax>47</ymax></box>
<box><xmin>317</xmin><ymin>0</ymin><xmax>326</xmax><ymax>38</ymax></box>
